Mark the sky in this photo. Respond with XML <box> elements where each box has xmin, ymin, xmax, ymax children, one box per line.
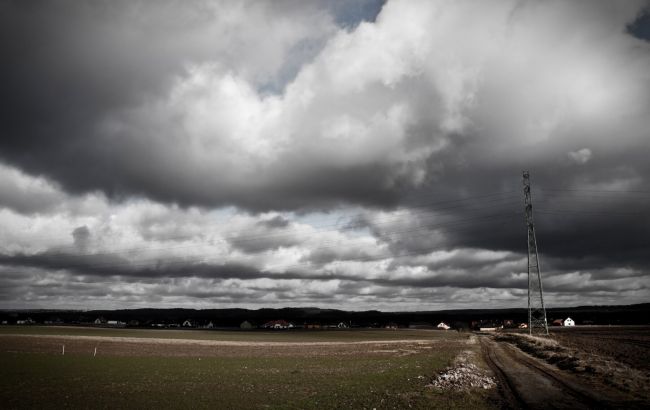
<box><xmin>0</xmin><ymin>0</ymin><xmax>649</xmax><ymax>311</ymax></box>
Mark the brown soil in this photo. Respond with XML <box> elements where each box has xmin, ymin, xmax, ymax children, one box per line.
<box><xmin>0</xmin><ymin>334</ymin><xmax>439</xmax><ymax>358</ymax></box>
<box><xmin>550</xmin><ymin>326</ymin><xmax>650</xmax><ymax>371</ymax></box>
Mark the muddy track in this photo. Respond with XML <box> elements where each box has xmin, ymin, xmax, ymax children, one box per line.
<box><xmin>481</xmin><ymin>339</ymin><xmax>527</xmax><ymax>409</ymax></box>
<box><xmin>480</xmin><ymin>336</ymin><xmax>628</xmax><ymax>409</ymax></box>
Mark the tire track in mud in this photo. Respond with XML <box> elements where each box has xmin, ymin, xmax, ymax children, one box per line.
<box><xmin>480</xmin><ymin>336</ymin><xmax>617</xmax><ymax>409</ymax></box>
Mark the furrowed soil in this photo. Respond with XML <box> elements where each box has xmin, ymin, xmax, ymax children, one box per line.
<box><xmin>550</xmin><ymin>326</ymin><xmax>650</xmax><ymax>371</ymax></box>
<box><xmin>0</xmin><ymin>327</ymin><xmax>497</xmax><ymax>409</ymax></box>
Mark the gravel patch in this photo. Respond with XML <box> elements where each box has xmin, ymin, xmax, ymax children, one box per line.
<box><xmin>426</xmin><ymin>350</ymin><xmax>496</xmax><ymax>390</ymax></box>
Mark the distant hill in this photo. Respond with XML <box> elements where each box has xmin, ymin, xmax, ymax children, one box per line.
<box><xmin>1</xmin><ymin>303</ymin><xmax>648</xmax><ymax>328</ymax></box>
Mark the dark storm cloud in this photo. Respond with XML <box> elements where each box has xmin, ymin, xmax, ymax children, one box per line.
<box><xmin>0</xmin><ymin>0</ymin><xmax>649</xmax><ymax>310</ymax></box>
<box><xmin>72</xmin><ymin>226</ymin><xmax>91</xmax><ymax>251</ymax></box>
<box><xmin>0</xmin><ymin>0</ymin><xmax>339</xmax><ymax>207</ymax></box>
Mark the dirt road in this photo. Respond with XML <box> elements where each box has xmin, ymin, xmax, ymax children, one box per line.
<box><xmin>479</xmin><ymin>336</ymin><xmax>642</xmax><ymax>409</ymax></box>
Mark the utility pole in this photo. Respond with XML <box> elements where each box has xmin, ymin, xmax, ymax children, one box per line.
<box><xmin>523</xmin><ymin>171</ymin><xmax>549</xmax><ymax>336</ymax></box>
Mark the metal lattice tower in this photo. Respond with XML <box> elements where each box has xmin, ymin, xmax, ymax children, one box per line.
<box><xmin>523</xmin><ymin>171</ymin><xmax>549</xmax><ymax>336</ymax></box>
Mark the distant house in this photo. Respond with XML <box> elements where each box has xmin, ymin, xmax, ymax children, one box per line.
<box><xmin>563</xmin><ymin>317</ymin><xmax>575</xmax><ymax>327</ymax></box>
<box><xmin>204</xmin><ymin>321</ymin><xmax>214</xmax><ymax>329</ymax></box>
<box><xmin>240</xmin><ymin>321</ymin><xmax>254</xmax><ymax>329</ymax></box>
<box><xmin>94</xmin><ymin>317</ymin><xmax>107</xmax><ymax>325</ymax></box>
<box><xmin>262</xmin><ymin>320</ymin><xmax>293</xmax><ymax>329</ymax></box>
<box><xmin>518</xmin><ymin>323</ymin><xmax>528</xmax><ymax>329</ymax></box>
<box><xmin>503</xmin><ymin>319</ymin><xmax>515</xmax><ymax>328</ymax></box>
<box><xmin>551</xmin><ymin>319</ymin><xmax>564</xmax><ymax>326</ymax></box>
<box><xmin>337</xmin><ymin>322</ymin><xmax>349</xmax><ymax>329</ymax></box>
<box><xmin>437</xmin><ymin>322</ymin><xmax>451</xmax><ymax>330</ymax></box>
<box><xmin>182</xmin><ymin>320</ymin><xmax>194</xmax><ymax>327</ymax></box>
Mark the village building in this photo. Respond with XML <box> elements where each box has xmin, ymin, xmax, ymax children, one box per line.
<box><xmin>437</xmin><ymin>322</ymin><xmax>451</xmax><ymax>330</ymax></box>
<box><xmin>551</xmin><ymin>319</ymin><xmax>564</xmax><ymax>326</ymax></box>
<box><xmin>262</xmin><ymin>320</ymin><xmax>293</xmax><ymax>329</ymax></box>
<box><xmin>182</xmin><ymin>319</ymin><xmax>194</xmax><ymax>327</ymax></box>
<box><xmin>518</xmin><ymin>323</ymin><xmax>528</xmax><ymax>329</ymax></box>
<box><xmin>563</xmin><ymin>317</ymin><xmax>575</xmax><ymax>326</ymax></box>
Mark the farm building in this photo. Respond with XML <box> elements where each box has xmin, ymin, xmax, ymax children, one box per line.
<box><xmin>563</xmin><ymin>317</ymin><xmax>575</xmax><ymax>326</ymax></box>
<box><xmin>551</xmin><ymin>319</ymin><xmax>564</xmax><ymax>326</ymax></box>
<box><xmin>262</xmin><ymin>320</ymin><xmax>293</xmax><ymax>329</ymax></box>
<box><xmin>518</xmin><ymin>323</ymin><xmax>528</xmax><ymax>329</ymax></box>
<box><xmin>182</xmin><ymin>320</ymin><xmax>194</xmax><ymax>327</ymax></box>
<box><xmin>437</xmin><ymin>322</ymin><xmax>451</xmax><ymax>330</ymax></box>
<box><xmin>94</xmin><ymin>317</ymin><xmax>107</xmax><ymax>325</ymax></box>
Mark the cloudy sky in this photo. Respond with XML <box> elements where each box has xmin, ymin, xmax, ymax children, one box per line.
<box><xmin>0</xmin><ymin>0</ymin><xmax>649</xmax><ymax>311</ymax></box>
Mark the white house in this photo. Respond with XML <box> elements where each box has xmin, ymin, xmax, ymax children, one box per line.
<box><xmin>563</xmin><ymin>317</ymin><xmax>575</xmax><ymax>326</ymax></box>
<box><xmin>437</xmin><ymin>322</ymin><xmax>450</xmax><ymax>330</ymax></box>
<box><xmin>182</xmin><ymin>320</ymin><xmax>193</xmax><ymax>327</ymax></box>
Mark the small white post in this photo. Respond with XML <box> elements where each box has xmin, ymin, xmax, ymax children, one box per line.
<box><xmin>62</xmin><ymin>345</ymin><xmax>65</xmax><ymax>355</ymax></box>
<box><xmin>93</xmin><ymin>347</ymin><xmax>97</xmax><ymax>357</ymax></box>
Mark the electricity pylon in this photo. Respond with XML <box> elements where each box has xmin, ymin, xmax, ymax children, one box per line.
<box><xmin>523</xmin><ymin>171</ymin><xmax>549</xmax><ymax>336</ymax></box>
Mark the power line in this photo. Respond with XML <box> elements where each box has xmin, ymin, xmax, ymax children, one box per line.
<box><xmin>542</xmin><ymin>188</ymin><xmax>650</xmax><ymax>195</ymax></box>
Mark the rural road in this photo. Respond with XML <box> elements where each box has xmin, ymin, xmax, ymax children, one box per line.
<box><xmin>479</xmin><ymin>336</ymin><xmax>620</xmax><ymax>410</ymax></box>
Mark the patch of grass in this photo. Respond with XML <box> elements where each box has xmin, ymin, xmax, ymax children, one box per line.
<box><xmin>0</xmin><ymin>334</ymin><xmax>495</xmax><ymax>409</ymax></box>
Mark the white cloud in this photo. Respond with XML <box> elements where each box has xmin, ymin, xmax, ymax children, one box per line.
<box><xmin>568</xmin><ymin>148</ymin><xmax>593</xmax><ymax>165</ymax></box>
